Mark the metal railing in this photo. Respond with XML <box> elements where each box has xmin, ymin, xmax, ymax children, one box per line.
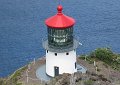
<box><xmin>42</xmin><ymin>36</ymin><xmax>82</xmax><ymax>52</ymax></box>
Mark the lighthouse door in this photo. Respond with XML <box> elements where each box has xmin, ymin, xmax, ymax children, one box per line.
<box><xmin>54</xmin><ymin>66</ymin><xmax>59</xmax><ymax>76</ymax></box>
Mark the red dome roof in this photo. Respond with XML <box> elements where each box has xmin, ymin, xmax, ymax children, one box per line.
<box><xmin>45</xmin><ymin>5</ymin><xmax>75</xmax><ymax>29</ymax></box>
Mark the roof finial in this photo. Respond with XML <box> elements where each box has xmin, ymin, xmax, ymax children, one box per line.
<box><xmin>57</xmin><ymin>5</ymin><xmax>63</xmax><ymax>14</ymax></box>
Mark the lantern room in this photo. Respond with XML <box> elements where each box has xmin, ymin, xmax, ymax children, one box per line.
<box><xmin>45</xmin><ymin>5</ymin><xmax>75</xmax><ymax>48</ymax></box>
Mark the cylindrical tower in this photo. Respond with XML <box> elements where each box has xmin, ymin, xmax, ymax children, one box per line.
<box><xmin>43</xmin><ymin>5</ymin><xmax>79</xmax><ymax>77</ymax></box>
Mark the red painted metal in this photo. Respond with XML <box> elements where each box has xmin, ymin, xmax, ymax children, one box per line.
<box><xmin>45</xmin><ymin>5</ymin><xmax>75</xmax><ymax>29</ymax></box>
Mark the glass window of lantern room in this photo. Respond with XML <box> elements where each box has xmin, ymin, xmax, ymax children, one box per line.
<box><xmin>48</xmin><ymin>28</ymin><xmax>52</xmax><ymax>44</ymax></box>
<box><xmin>48</xmin><ymin>27</ymin><xmax>73</xmax><ymax>47</ymax></box>
<box><xmin>48</xmin><ymin>28</ymin><xmax>51</xmax><ymax>42</ymax></box>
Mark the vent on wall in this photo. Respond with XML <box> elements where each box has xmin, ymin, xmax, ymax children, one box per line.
<box><xmin>55</xmin><ymin>53</ymin><xmax>57</xmax><ymax>56</ymax></box>
<box><xmin>66</xmin><ymin>52</ymin><xmax>69</xmax><ymax>55</ymax></box>
<box><xmin>75</xmin><ymin>62</ymin><xmax>76</xmax><ymax>69</ymax></box>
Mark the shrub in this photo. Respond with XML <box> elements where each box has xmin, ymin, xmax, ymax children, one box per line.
<box><xmin>90</xmin><ymin>48</ymin><xmax>114</xmax><ymax>65</ymax></box>
<box><xmin>79</xmin><ymin>55</ymin><xmax>86</xmax><ymax>60</ymax></box>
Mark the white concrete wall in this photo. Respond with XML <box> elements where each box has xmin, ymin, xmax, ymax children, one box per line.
<box><xmin>46</xmin><ymin>50</ymin><xmax>77</xmax><ymax>77</ymax></box>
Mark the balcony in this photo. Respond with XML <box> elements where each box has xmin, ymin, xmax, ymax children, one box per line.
<box><xmin>42</xmin><ymin>36</ymin><xmax>81</xmax><ymax>53</ymax></box>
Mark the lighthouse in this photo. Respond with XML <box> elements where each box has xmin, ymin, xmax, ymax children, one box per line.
<box><xmin>43</xmin><ymin>5</ymin><xmax>79</xmax><ymax>77</ymax></box>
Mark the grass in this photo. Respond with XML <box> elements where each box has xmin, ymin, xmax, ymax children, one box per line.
<box><xmin>79</xmin><ymin>48</ymin><xmax>120</xmax><ymax>71</ymax></box>
<box><xmin>0</xmin><ymin>65</ymin><xmax>28</xmax><ymax>85</ymax></box>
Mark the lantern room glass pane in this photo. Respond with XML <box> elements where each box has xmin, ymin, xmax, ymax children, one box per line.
<box><xmin>48</xmin><ymin>27</ymin><xmax>73</xmax><ymax>47</ymax></box>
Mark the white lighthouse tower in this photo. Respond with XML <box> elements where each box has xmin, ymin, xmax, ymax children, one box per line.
<box><xmin>43</xmin><ymin>5</ymin><xmax>79</xmax><ymax>77</ymax></box>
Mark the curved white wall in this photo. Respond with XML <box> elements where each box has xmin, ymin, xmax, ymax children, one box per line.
<box><xmin>46</xmin><ymin>50</ymin><xmax>77</xmax><ymax>77</ymax></box>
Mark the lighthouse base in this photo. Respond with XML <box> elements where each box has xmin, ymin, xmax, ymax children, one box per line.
<box><xmin>46</xmin><ymin>50</ymin><xmax>77</xmax><ymax>77</ymax></box>
<box><xmin>36</xmin><ymin>63</ymin><xmax>87</xmax><ymax>81</ymax></box>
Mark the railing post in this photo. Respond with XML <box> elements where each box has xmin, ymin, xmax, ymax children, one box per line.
<box><xmin>26</xmin><ymin>69</ymin><xmax>29</xmax><ymax>83</ymax></box>
<box><xmin>28</xmin><ymin>64</ymin><xmax>30</xmax><ymax>70</ymax></box>
<box><xmin>94</xmin><ymin>61</ymin><xmax>96</xmax><ymax>66</ymax></box>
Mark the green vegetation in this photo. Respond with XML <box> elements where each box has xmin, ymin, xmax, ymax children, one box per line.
<box><xmin>0</xmin><ymin>78</ymin><xmax>6</xmax><ymax>85</ymax></box>
<box><xmin>80</xmin><ymin>48</ymin><xmax>120</xmax><ymax>71</ymax></box>
<box><xmin>91</xmin><ymin>48</ymin><xmax>120</xmax><ymax>71</ymax></box>
<box><xmin>90</xmin><ymin>48</ymin><xmax>114</xmax><ymax>63</ymax></box>
<box><xmin>79</xmin><ymin>55</ymin><xmax>94</xmax><ymax>64</ymax></box>
<box><xmin>0</xmin><ymin>65</ymin><xmax>27</xmax><ymax>85</ymax></box>
<box><xmin>0</xmin><ymin>48</ymin><xmax>119</xmax><ymax>85</ymax></box>
<box><xmin>10</xmin><ymin>65</ymin><xmax>27</xmax><ymax>79</ymax></box>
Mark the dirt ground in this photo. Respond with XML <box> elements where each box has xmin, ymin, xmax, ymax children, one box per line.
<box><xmin>19</xmin><ymin>57</ymin><xmax>46</xmax><ymax>85</ymax></box>
<box><xmin>18</xmin><ymin>57</ymin><xmax>120</xmax><ymax>85</ymax></box>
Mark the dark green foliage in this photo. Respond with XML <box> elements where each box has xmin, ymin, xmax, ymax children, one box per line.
<box><xmin>79</xmin><ymin>55</ymin><xmax>86</xmax><ymax>60</ymax></box>
<box><xmin>90</xmin><ymin>48</ymin><xmax>113</xmax><ymax>64</ymax></box>
<box><xmin>89</xmin><ymin>48</ymin><xmax>120</xmax><ymax>71</ymax></box>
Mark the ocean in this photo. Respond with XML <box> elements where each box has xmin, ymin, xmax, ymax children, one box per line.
<box><xmin>0</xmin><ymin>0</ymin><xmax>120</xmax><ymax>77</ymax></box>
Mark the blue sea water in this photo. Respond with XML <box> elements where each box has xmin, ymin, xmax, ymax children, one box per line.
<box><xmin>0</xmin><ymin>0</ymin><xmax>120</xmax><ymax>77</ymax></box>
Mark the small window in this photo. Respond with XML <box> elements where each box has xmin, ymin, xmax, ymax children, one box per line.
<box><xmin>75</xmin><ymin>62</ymin><xmax>77</xmax><ymax>69</ymax></box>
<box><xmin>47</xmin><ymin>50</ymin><xmax>48</xmax><ymax>53</ymax></box>
<box><xmin>66</xmin><ymin>52</ymin><xmax>69</xmax><ymax>55</ymax></box>
<box><xmin>55</xmin><ymin>53</ymin><xmax>57</xmax><ymax>56</ymax></box>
